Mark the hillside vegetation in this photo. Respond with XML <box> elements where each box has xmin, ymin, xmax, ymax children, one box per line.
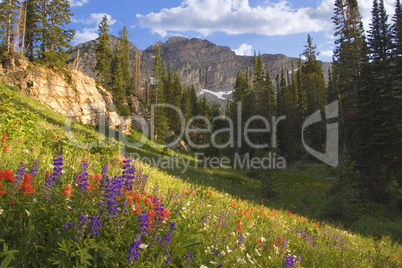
<box><xmin>1</xmin><ymin>83</ymin><xmax>401</xmax><ymax>267</ymax></box>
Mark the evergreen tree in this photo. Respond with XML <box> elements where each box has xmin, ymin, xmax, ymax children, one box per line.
<box><xmin>231</xmin><ymin>67</ymin><xmax>247</xmax><ymax>148</ymax></box>
<box><xmin>0</xmin><ymin>0</ymin><xmax>18</xmax><ymax>53</ymax></box>
<box><xmin>95</xmin><ymin>15</ymin><xmax>113</xmax><ymax>89</ymax></box>
<box><xmin>198</xmin><ymin>94</ymin><xmax>212</xmax><ymax>146</ymax></box>
<box><xmin>132</xmin><ymin>47</ymin><xmax>142</xmax><ymax>96</ymax></box>
<box><xmin>189</xmin><ymin>85</ymin><xmax>198</xmax><ymax>117</ymax></box>
<box><xmin>41</xmin><ymin>0</ymin><xmax>74</xmax><ymax>65</ymax></box>
<box><xmin>327</xmin><ymin>66</ymin><xmax>339</xmax><ymax>103</ymax></box>
<box><xmin>111</xmin><ymin>49</ymin><xmax>130</xmax><ymax>117</ymax></box>
<box><xmin>332</xmin><ymin>0</ymin><xmax>366</xmax><ymax>148</ymax></box>
<box><xmin>145</xmin><ymin>71</ymin><xmax>150</xmax><ymax>106</ymax></box>
<box><xmin>392</xmin><ymin>0</ymin><xmax>402</xmax><ymax>59</ymax></box>
<box><xmin>24</xmin><ymin>0</ymin><xmax>41</xmax><ymax>60</ymax></box>
<box><xmin>151</xmin><ymin>44</ymin><xmax>167</xmax><ymax>142</ymax></box>
<box><xmin>324</xmin><ymin>153</ymin><xmax>366</xmax><ymax>224</ymax></box>
<box><xmin>118</xmin><ymin>26</ymin><xmax>131</xmax><ymax>95</ymax></box>
<box><xmin>171</xmin><ymin>71</ymin><xmax>183</xmax><ymax>133</ymax></box>
<box><xmin>301</xmin><ymin>35</ymin><xmax>327</xmax><ymax>151</ymax></box>
<box><xmin>181</xmin><ymin>87</ymin><xmax>193</xmax><ymax>124</ymax></box>
<box><xmin>276</xmin><ymin>68</ymin><xmax>292</xmax><ymax>154</ymax></box>
<box><xmin>391</xmin><ymin>0</ymin><xmax>402</xmax><ymax>192</ymax></box>
<box><xmin>242</xmin><ymin>89</ymin><xmax>257</xmax><ymax>153</ymax></box>
<box><xmin>357</xmin><ymin>0</ymin><xmax>397</xmax><ymax>202</ymax></box>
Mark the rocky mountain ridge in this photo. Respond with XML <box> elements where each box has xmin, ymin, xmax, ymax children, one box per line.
<box><xmin>68</xmin><ymin>36</ymin><xmax>332</xmax><ymax>100</ymax></box>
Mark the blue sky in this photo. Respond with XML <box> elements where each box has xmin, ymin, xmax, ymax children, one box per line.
<box><xmin>68</xmin><ymin>0</ymin><xmax>398</xmax><ymax>62</ymax></box>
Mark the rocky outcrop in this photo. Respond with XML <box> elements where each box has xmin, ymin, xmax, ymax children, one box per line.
<box><xmin>0</xmin><ymin>57</ymin><xmax>150</xmax><ymax>134</ymax></box>
<box><xmin>68</xmin><ymin>36</ymin><xmax>332</xmax><ymax>98</ymax></box>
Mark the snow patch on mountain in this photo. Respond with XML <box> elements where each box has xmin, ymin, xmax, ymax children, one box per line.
<box><xmin>199</xmin><ymin>89</ymin><xmax>233</xmax><ymax>100</ymax></box>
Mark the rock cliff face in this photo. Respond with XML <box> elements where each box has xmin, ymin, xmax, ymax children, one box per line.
<box><xmin>69</xmin><ymin>36</ymin><xmax>332</xmax><ymax>97</ymax></box>
<box><xmin>0</xmin><ymin>57</ymin><xmax>147</xmax><ymax>133</ymax></box>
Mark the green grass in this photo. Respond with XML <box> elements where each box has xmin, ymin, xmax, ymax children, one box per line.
<box><xmin>0</xmin><ymin>82</ymin><xmax>401</xmax><ymax>267</ymax></box>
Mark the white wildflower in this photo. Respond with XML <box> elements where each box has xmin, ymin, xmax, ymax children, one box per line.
<box><xmin>255</xmin><ymin>248</ymin><xmax>262</xmax><ymax>256</ymax></box>
<box><xmin>139</xmin><ymin>244</ymin><xmax>148</xmax><ymax>249</ymax></box>
<box><xmin>0</xmin><ymin>208</ymin><xmax>3</xmax><ymax>215</ymax></box>
<box><xmin>210</xmin><ymin>261</ymin><xmax>217</xmax><ymax>265</ymax></box>
<box><xmin>226</xmin><ymin>246</ymin><xmax>232</xmax><ymax>253</ymax></box>
<box><xmin>25</xmin><ymin>209</ymin><xmax>30</xmax><ymax>217</ymax></box>
<box><xmin>200</xmin><ymin>265</ymin><xmax>208</xmax><ymax>268</ymax></box>
<box><xmin>24</xmin><ymin>149</ymin><xmax>31</xmax><ymax>154</ymax></box>
<box><xmin>240</xmin><ymin>244</ymin><xmax>246</xmax><ymax>251</ymax></box>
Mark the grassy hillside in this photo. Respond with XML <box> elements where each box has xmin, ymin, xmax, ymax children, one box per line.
<box><xmin>0</xmin><ymin>83</ymin><xmax>401</xmax><ymax>267</ymax></box>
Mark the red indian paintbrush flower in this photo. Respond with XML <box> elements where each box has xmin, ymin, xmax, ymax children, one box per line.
<box><xmin>20</xmin><ymin>174</ymin><xmax>35</xmax><ymax>194</ymax></box>
<box><xmin>63</xmin><ymin>184</ymin><xmax>73</xmax><ymax>198</ymax></box>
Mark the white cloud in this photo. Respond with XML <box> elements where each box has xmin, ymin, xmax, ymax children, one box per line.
<box><xmin>77</xmin><ymin>13</ymin><xmax>117</xmax><ymax>26</ymax></box>
<box><xmin>136</xmin><ymin>0</ymin><xmax>333</xmax><ymax>37</ymax></box>
<box><xmin>72</xmin><ymin>13</ymin><xmax>116</xmax><ymax>45</ymax></box>
<box><xmin>69</xmin><ymin>0</ymin><xmax>89</xmax><ymax>7</ymax></box>
<box><xmin>73</xmin><ymin>28</ymin><xmax>99</xmax><ymax>45</ymax></box>
<box><xmin>320</xmin><ymin>50</ymin><xmax>333</xmax><ymax>58</ymax></box>
<box><xmin>233</xmin><ymin>43</ymin><xmax>253</xmax><ymax>56</ymax></box>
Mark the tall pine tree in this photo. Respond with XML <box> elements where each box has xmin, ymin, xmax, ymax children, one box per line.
<box><xmin>95</xmin><ymin>15</ymin><xmax>113</xmax><ymax>89</ymax></box>
<box><xmin>332</xmin><ymin>0</ymin><xmax>366</xmax><ymax>149</ymax></box>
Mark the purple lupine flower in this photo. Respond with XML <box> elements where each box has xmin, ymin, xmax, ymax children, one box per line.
<box><xmin>90</xmin><ymin>214</ymin><xmax>101</xmax><ymax>236</ymax></box>
<box><xmin>79</xmin><ymin>159</ymin><xmax>89</xmax><ymax>192</ymax></box>
<box><xmin>164</xmin><ymin>251</ymin><xmax>170</xmax><ymax>264</ymax></box>
<box><xmin>104</xmin><ymin>175</ymin><xmax>125</xmax><ymax>219</ymax></box>
<box><xmin>214</xmin><ymin>249</ymin><xmax>220</xmax><ymax>256</ymax></box>
<box><xmin>63</xmin><ymin>222</ymin><xmax>74</xmax><ymax>229</ymax></box>
<box><xmin>237</xmin><ymin>233</ymin><xmax>244</xmax><ymax>246</ymax></box>
<box><xmin>284</xmin><ymin>255</ymin><xmax>294</xmax><ymax>267</ymax></box>
<box><xmin>30</xmin><ymin>160</ymin><xmax>39</xmax><ymax>177</ymax></box>
<box><xmin>102</xmin><ymin>163</ymin><xmax>109</xmax><ymax>175</ymax></box>
<box><xmin>128</xmin><ymin>235</ymin><xmax>142</xmax><ymax>263</ymax></box>
<box><xmin>170</xmin><ymin>221</ymin><xmax>176</xmax><ymax>231</ymax></box>
<box><xmin>45</xmin><ymin>153</ymin><xmax>63</xmax><ymax>187</ymax></box>
<box><xmin>187</xmin><ymin>250</ymin><xmax>193</xmax><ymax>259</ymax></box>
<box><xmin>141</xmin><ymin>174</ymin><xmax>148</xmax><ymax>189</ymax></box>
<box><xmin>15</xmin><ymin>162</ymin><xmax>26</xmax><ymax>186</ymax></box>
<box><xmin>52</xmin><ymin>153</ymin><xmax>63</xmax><ymax>182</ymax></box>
<box><xmin>203</xmin><ymin>217</ymin><xmax>208</xmax><ymax>224</ymax></box>
<box><xmin>282</xmin><ymin>239</ymin><xmax>287</xmax><ymax>251</ymax></box>
<box><xmin>128</xmin><ymin>210</ymin><xmax>151</xmax><ymax>264</ymax></box>
<box><xmin>139</xmin><ymin>211</ymin><xmax>150</xmax><ymax>234</ymax></box>
<box><xmin>165</xmin><ymin>232</ymin><xmax>171</xmax><ymax>244</ymax></box>
<box><xmin>122</xmin><ymin>159</ymin><xmax>135</xmax><ymax>191</ymax></box>
<box><xmin>76</xmin><ymin>215</ymin><xmax>88</xmax><ymax>241</ymax></box>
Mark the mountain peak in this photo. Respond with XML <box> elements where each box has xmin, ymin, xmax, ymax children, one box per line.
<box><xmin>69</xmin><ymin>37</ymin><xmax>331</xmax><ymax>99</ymax></box>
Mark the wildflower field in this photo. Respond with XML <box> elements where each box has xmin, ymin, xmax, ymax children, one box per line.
<box><xmin>0</xmin><ymin>83</ymin><xmax>401</xmax><ymax>267</ymax></box>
